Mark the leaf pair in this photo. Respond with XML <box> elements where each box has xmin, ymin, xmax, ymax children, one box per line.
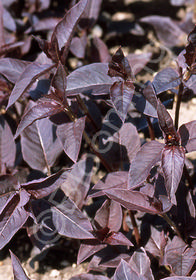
<box><xmin>108</xmin><ymin>47</ymin><xmax>135</xmax><ymax>122</ymax></box>
<box><xmin>129</xmin><ymin>98</ymin><xmax>196</xmax><ymax>205</ymax></box>
<box><xmin>34</xmin><ymin>0</ymin><xmax>88</xmax><ymax>64</ymax></box>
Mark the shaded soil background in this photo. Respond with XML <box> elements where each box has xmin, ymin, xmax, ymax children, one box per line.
<box><xmin>0</xmin><ymin>0</ymin><xmax>196</xmax><ymax>279</ymax></box>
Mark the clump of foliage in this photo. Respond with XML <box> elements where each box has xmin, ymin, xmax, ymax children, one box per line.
<box><xmin>0</xmin><ymin>0</ymin><xmax>196</xmax><ymax>279</ymax></box>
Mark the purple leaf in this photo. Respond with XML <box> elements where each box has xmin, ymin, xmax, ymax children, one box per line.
<box><xmin>99</xmin><ymin>122</ymin><xmax>140</xmax><ymax>170</ymax></box>
<box><xmin>81</xmin><ymin>0</ymin><xmax>103</xmax><ymax>27</ymax></box>
<box><xmin>21</xmin><ymin>118</ymin><xmax>63</xmax><ymax>171</ymax></box>
<box><xmin>142</xmin><ymin>81</ymin><xmax>158</xmax><ymax>111</ymax></box>
<box><xmin>0</xmin><ymin>116</ymin><xmax>16</xmax><ymax>170</ymax></box>
<box><xmin>51</xmin><ymin>0</ymin><xmax>88</xmax><ymax>59</ymax></box>
<box><xmin>110</xmin><ymin>81</ymin><xmax>135</xmax><ymax>122</ymax></box>
<box><xmin>113</xmin><ymin>122</ymin><xmax>140</xmax><ymax>163</ymax></box>
<box><xmin>129</xmin><ymin>248</ymin><xmax>154</xmax><ymax>280</ymax></box>
<box><xmin>70</xmin><ymin>34</ymin><xmax>87</xmax><ymax>59</ymax></box>
<box><xmin>94</xmin><ymin>199</ymin><xmax>122</xmax><ymax>232</ymax></box>
<box><xmin>129</xmin><ymin>140</ymin><xmax>164</xmax><ymax>188</ymax></box>
<box><xmin>179</xmin><ymin>120</ymin><xmax>196</xmax><ymax>153</ymax></box>
<box><xmin>157</xmin><ymin>99</ymin><xmax>179</xmax><ymax>143</ymax></box>
<box><xmin>108</xmin><ymin>47</ymin><xmax>134</xmax><ymax>81</ymax></box>
<box><xmin>66</xmin><ymin>63</ymin><xmax>116</xmax><ymax>96</ymax></box>
<box><xmin>145</xmin><ymin>227</ymin><xmax>167</xmax><ymax>263</ymax></box>
<box><xmin>104</xmin><ymin>189</ymin><xmax>163</xmax><ymax>214</ymax></box>
<box><xmin>51</xmin><ymin>61</ymin><xmax>67</xmax><ymax>101</ymax></box>
<box><xmin>162</xmin><ymin>145</ymin><xmax>185</xmax><ymax>205</ymax></box>
<box><xmin>140</xmin><ymin>16</ymin><xmax>186</xmax><ymax>47</ymax></box>
<box><xmin>100</xmin><ymin>253</ymin><xmax>131</xmax><ymax>268</ymax></box>
<box><xmin>114</xmin><ymin>259</ymin><xmax>141</xmax><ymax>280</ymax></box>
<box><xmin>0</xmin><ymin>58</ymin><xmax>30</xmax><ymax>84</ymax></box>
<box><xmin>32</xmin><ymin>192</ymin><xmax>94</xmax><ymax>240</ymax></box>
<box><xmin>127</xmin><ymin>52</ymin><xmax>152</xmax><ymax>75</ymax></box>
<box><xmin>152</xmin><ymin>67</ymin><xmax>181</xmax><ymax>95</ymax></box>
<box><xmin>77</xmin><ymin>241</ymin><xmax>107</xmax><ymax>264</ymax></box>
<box><xmin>7</xmin><ymin>63</ymin><xmax>55</xmax><ymax>109</ymax></box>
<box><xmin>105</xmin><ymin>232</ymin><xmax>133</xmax><ymax>246</ymax></box>
<box><xmin>57</xmin><ymin>116</ymin><xmax>86</xmax><ymax>163</ymax></box>
<box><xmin>61</xmin><ymin>158</ymin><xmax>93</xmax><ymax>208</ymax></box>
<box><xmin>15</xmin><ymin>100</ymin><xmax>63</xmax><ymax>139</ymax></box>
<box><xmin>90</xmin><ymin>171</ymin><xmax>128</xmax><ymax>198</ymax></box>
<box><xmin>10</xmin><ymin>250</ymin><xmax>30</xmax><ymax>280</ymax></box>
<box><xmin>91</xmin><ymin>36</ymin><xmax>111</xmax><ymax>63</ymax></box>
<box><xmin>21</xmin><ymin>169</ymin><xmax>70</xmax><ymax>199</ymax></box>
<box><xmin>0</xmin><ymin>190</ymin><xmax>30</xmax><ymax>249</ymax></box>
<box><xmin>165</xmin><ymin>236</ymin><xmax>195</xmax><ymax>276</ymax></box>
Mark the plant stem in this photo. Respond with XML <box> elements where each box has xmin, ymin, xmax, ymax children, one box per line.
<box><xmin>146</xmin><ymin>116</ymin><xmax>155</xmax><ymax>140</ymax></box>
<box><xmin>160</xmin><ymin>213</ymin><xmax>182</xmax><ymax>239</ymax></box>
<box><xmin>63</xmin><ymin>107</ymin><xmax>113</xmax><ymax>172</ymax></box>
<box><xmin>76</xmin><ymin>95</ymin><xmax>98</xmax><ymax>131</ymax></box>
<box><xmin>129</xmin><ymin>211</ymin><xmax>141</xmax><ymax>246</ymax></box>
<box><xmin>174</xmin><ymin>82</ymin><xmax>184</xmax><ymax>130</ymax></box>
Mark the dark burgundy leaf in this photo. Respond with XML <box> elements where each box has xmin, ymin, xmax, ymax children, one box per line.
<box><xmin>112</xmin><ymin>122</ymin><xmax>140</xmax><ymax>163</ymax></box>
<box><xmin>0</xmin><ymin>115</ymin><xmax>16</xmax><ymax>170</ymax></box>
<box><xmin>0</xmin><ymin>58</ymin><xmax>30</xmax><ymax>84</ymax></box>
<box><xmin>127</xmin><ymin>52</ymin><xmax>152</xmax><ymax>75</ymax></box>
<box><xmin>110</xmin><ymin>81</ymin><xmax>135</xmax><ymax>122</ymax></box>
<box><xmin>179</xmin><ymin>120</ymin><xmax>196</xmax><ymax>153</ymax></box>
<box><xmin>51</xmin><ymin>61</ymin><xmax>67</xmax><ymax>102</ymax></box>
<box><xmin>21</xmin><ymin>169</ymin><xmax>70</xmax><ymax>199</ymax></box>
<box><xmin>66</xmin><ymin>63</ymin><xmax>116</xmax><ymax>96</ymax></box>
<box><xmin>152</xmin><ymin>68</ymin><xmax>181</xmax><ymax>95</ymax></box>
<box><xmin>57</xmin><ymin>116</ymin><xmax>86</xmax><ymax>163</ymax></box>
<box><xmin>32</xmin><ymin>192</ymin><xmax>94</xmax><ymax>240</ymax></box>
<box><xmin>10</xmin><ymin>250</ymin><xmax>30</xmax><ymax>280</ymax></box>
<box><xmin>114</xmin><ymin>259</ymin><xmax>141</xmax><ymax>280</ymax></box>
<box><xmin>60</xmin><ymin>157</ymin><xmax>93</xmax><ymax>208</ymax></box>
<box><xmin>15</xmin><ymin>100</ymin><xmax>63</xmax><ymax>139</ymax></box>
<box><xmin>129</xmin><ymin>248</ymin><xmax>154</xmax><ymax>280</ymax></box>
<box><xmin>104</xmin><ymin>188</ymin><xmax>163</xmax><ymax>214</ymax></box>
<box><xmin>91</xmin><ymin>36</ymin><xmax>111</xmax><ymax>63</ymax></box>
<box><xmin>99</xmin><ymin>121</ymin><xmax>140</xmax><ymax>170</ymax></box>
<box><xmin>140</xmin><ymin>16</ymin><xmax>186</xmax><ymax>47</ymax></box>
<box><xmin>145</xmin><ymin>227</ymin><xmax>167</xmax><ymax>263</ymax></box>
<box><xmin>7</xmin><ymin>63</ymin><xmax>55</xmax><ymax>109</ymax></box>
<box><xmin>142</xmin><ymin>81</ymin><xmax>158</xmax><ymax>110</ymax></box>
<box><xmin>94</xmin><ymin>199</ymin><xmax>122</xmax><ymax>232</ymax></box>
<box><xmin>157</xmin><ymin>99</ymin><xmax>179</xmax><ymax>143</ymax></box>
<box><xmin>108</xmin><ymin>47</ymin><xmax>134</xmax><ymax>81</ymax></box>
<box><xmin>90</xmin><ymin>171</ymin><xmax>128</xmax><ymax>198</ymax></box>
<box><xmin>162</xmin><ymin>145</ymin><xmax>185</xmax><ymax>205</ymax></box>
<box><xmin>77</xmin><ymin>241</ymin><xmax>107</xmax><ymax>264</ymax></box>
<box><xmin>105</xmin><ymin>232</ymin><xmax>133</xmax><ymax>246</ymax></box>
<box><xmin>129</xmin><ymin>140</ymin><xmax>164</xmax><ymax>188</ymax></box>
<box><xmin>51</xmin><ymin>0</ymin><xmax>88</xmax><ymax>60</ymax></box>
<box><xmin>80</xmin><ymin>0</ymin><xmax>103</xmax><ymax>28</ymax></box>
<box><xmin>132</xmin><ymin>91</ymin><xmax>158</xmax><ymax>118</ymax></box>
<box><xmin>0</xmin><ymin>189</ymin><xmax>30</xmax><ymax>249</ymax></box>
<box><xmin>165</xmin><ymin>236</ymin><xmax>195</xmax><ymax>276</ymax></box>
<box><xmin>100</xmin><ymin>253</ymin><xmax>131</xmax><ymax>268</ymax></box>
<box><xmin>21</xmin><ymin>118</ymin><xmax>63</xmax><ymax>171</ymax></box>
